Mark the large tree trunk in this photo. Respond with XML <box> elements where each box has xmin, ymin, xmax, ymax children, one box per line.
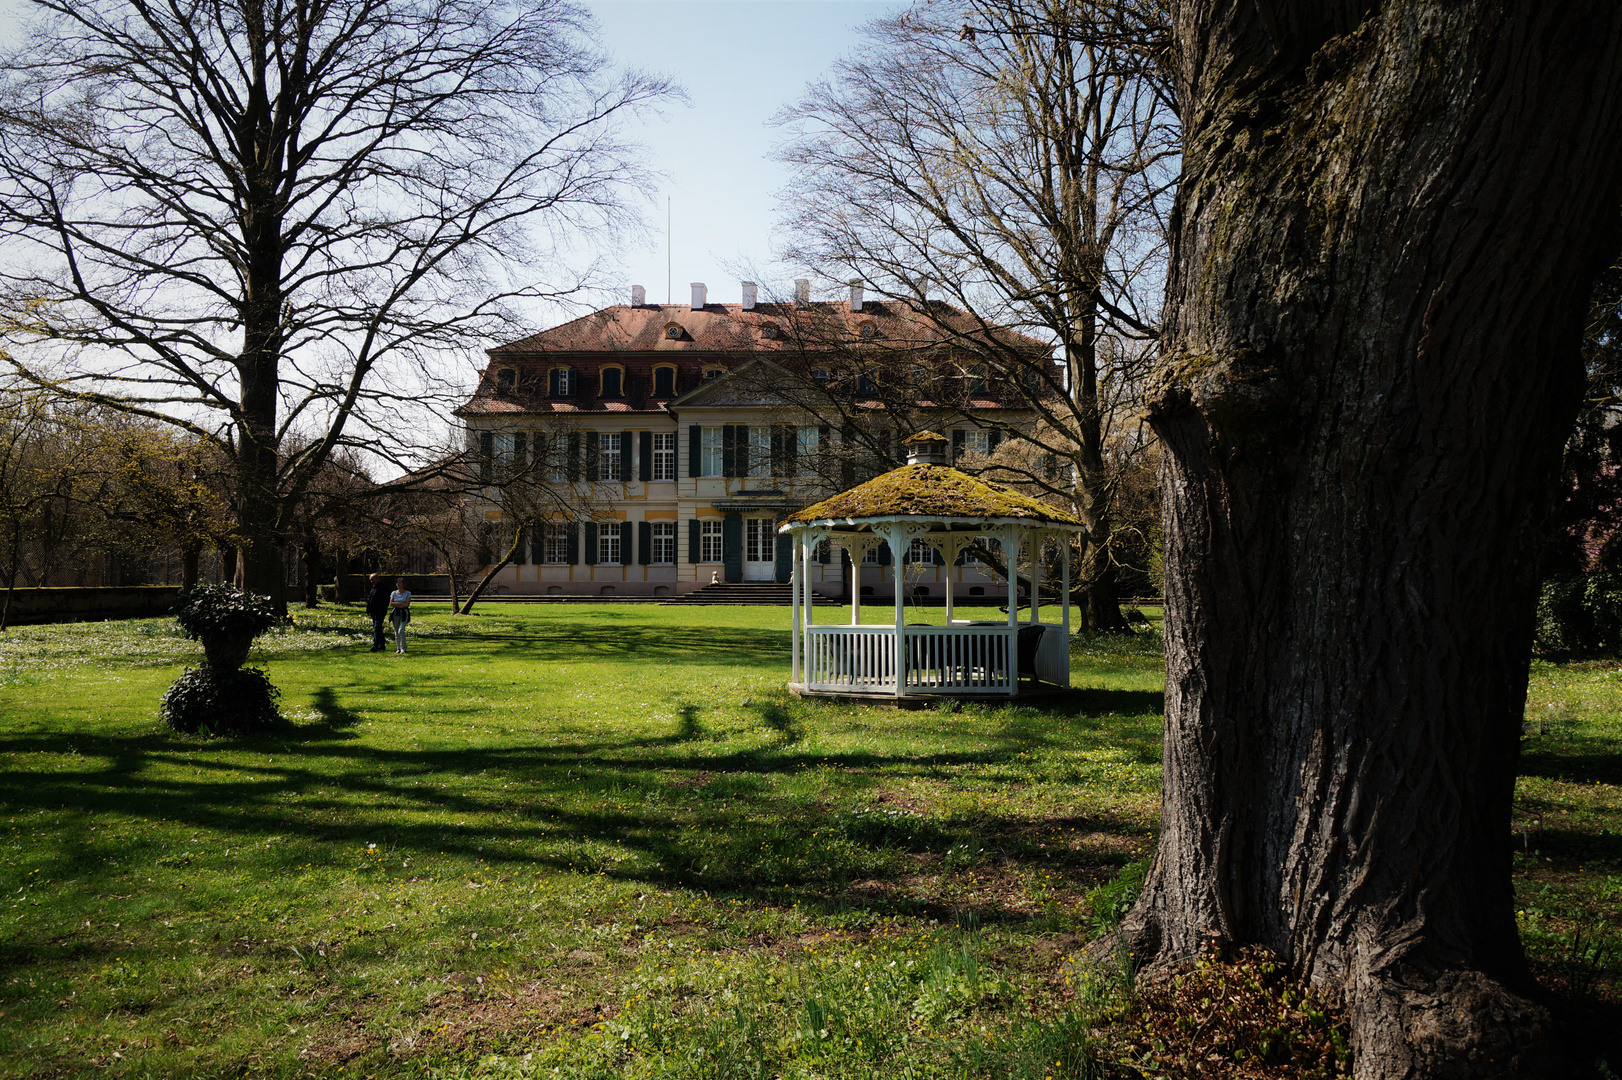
<box><xmin>460</xmin><ymin>523</ymin><xmax>527</xmax><ymax>616</ymax></box>
<box><xmin>1125</xmin><ymin>4</ymin><xmax>1622</xmax><ymax>1077</ymax></box>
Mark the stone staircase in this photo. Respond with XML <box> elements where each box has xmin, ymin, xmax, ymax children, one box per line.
<box><xmin>668</xmin><ymin>581</ymin><xmax>838</xmax><ymax>606</ymax></box>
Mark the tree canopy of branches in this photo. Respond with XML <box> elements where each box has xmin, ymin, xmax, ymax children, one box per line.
<box><xmin>1127</xmin><ymin>2</ymin><xmax>1622</xmax><ymax>1075</ymax></box>
<box><xmin>0</xmin><ymin>0</ymin><xmax>670</xmax><ymax>605</ymax></box>
<box><xmin>773</xmin><ymin>0</ymin><xmax>1178</xmax><ymax>629</ymax></box>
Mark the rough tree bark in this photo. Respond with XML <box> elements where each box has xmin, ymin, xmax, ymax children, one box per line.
<box><xmin>1123</xmin><ymin>3</ymin><xmax>1622</xmax><ymax>1076</ymax></box>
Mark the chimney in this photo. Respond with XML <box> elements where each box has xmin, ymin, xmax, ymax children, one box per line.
<box><xmin>690</xmin><ymin>282</ymin><xmax>707</xmax><ymax>310</ymax></box>
<box><xmin>849</xmin><ymin>280</ymin><xmax>864</xmax><ymax>312</ymax></box>
<box><xmin>794</xmin><ymin>278</ymin><xmax>811</xmax><ymax>306</ymax></box>
<box><xmin>904</xmin><ymin>431</ymin><xmax>950</xmax><ymax>466</ymax></box>
<box><xmin>741</xmin><ymin>281</ymin><xmax>757</xmax><ymax>310</ymax></box>
<box><xmin>631</xmin><ymin>284</ymin><xmax>645</xmax><ymax>306</ymax></box>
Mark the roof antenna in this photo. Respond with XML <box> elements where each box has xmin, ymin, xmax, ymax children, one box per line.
<box><xmin>666</xmin><ymin>196</ymin><xmax>672</xmax><ymax>306</ymax></box>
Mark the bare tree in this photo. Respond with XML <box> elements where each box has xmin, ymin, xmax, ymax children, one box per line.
<box><xmin>0</xmin><ymin>386</ymin><xmax>98</xmax><ymax>627</ymax></box>
<box><xmin>0</xmin><ymin>0</ymin><xmax>672</xmax><ymax>606</ymax></box>
<box><xmin>773</xmin><ymin>0</ymin><xmax>1178</xmax><ymax>629</ymax></box>
<box><xmin>1126</xmin><ymin>3</ymin><xmax>1622</xmax><ymax>1075</ymax></box>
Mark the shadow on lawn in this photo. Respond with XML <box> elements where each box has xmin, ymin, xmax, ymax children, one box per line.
<box><xmin>0</xmin><ymin>683</ymin><xmax>1159</xmax><ymax>925</ymax></box>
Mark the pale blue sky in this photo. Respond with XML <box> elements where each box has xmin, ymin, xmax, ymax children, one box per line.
<box><xmin>586</xmin><ymin>0</ymin><xmax>896</xmax><ymax>311</ymax></box>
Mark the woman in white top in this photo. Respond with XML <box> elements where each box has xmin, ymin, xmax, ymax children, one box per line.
<box><xmin>389</xmin><ymin>577</ymin><xmax>412</xmax><ymax>653</ymax></box>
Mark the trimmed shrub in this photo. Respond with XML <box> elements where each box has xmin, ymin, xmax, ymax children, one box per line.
<box><xmin>170</xmin><ymin>586</ymin><xmax>281</xmax><ymax>646</ymax></box>
<box><xmin>160</xmin><ymin>665</ymin><xmax>283</xmax><ymax>735</ymax></box>
<box><xmin>1536</xmin><ymin>572</ymin><xmax>1622</xmax><ymax>657</ymax></box>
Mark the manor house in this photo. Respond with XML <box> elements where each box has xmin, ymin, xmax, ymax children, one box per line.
<box><xmin>455</xmin><ymin>280</ymin><xmax>1048</xmax><ymax>599</ymax></box>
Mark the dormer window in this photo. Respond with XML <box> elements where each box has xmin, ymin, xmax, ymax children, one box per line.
<box><xmin>810</xmin><ymin>368</ymin><xmax>829</xmax><ymax>382</ymax></box>
<box><xmin>858</xmin><ymin>322</ymin><xmax>876</xmax><ymax>339</ymax></box>
<box><xmin>653</xmin><ymin>365</ymin><xmax>676</xmax><ymax>398</ymax></box>
<box><xmin>548</xmin><ymin>366</ymin><xmax>577</xmax><ymax>397</ymax></box>
<box><xmin>761</xmin><ymin>325</ymin><xmax>780</xmax><ymax>339</ymax></box>
<box><xmin>703</xmin><ymin>366</ymin><xmax>724</xmax><ymax>381</ymax></box>
<box><xmin>664</xmin><ymin>324</ymin><xmax>682</xmax><ymax>340</ymax></box>
<box><xmin>495</xmin><ymin>367</ymin><xmax>516</xmax><ymax>394</ymax></box>
<box><xmin>600</xmin><ymin>365</ymin><xmax>624</xmax><ymax>398</ymax></box>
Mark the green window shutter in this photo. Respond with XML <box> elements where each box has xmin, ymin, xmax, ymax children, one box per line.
<box><xmin>584</xmin><ymin>522</ymin><xmax>598</xmax><ymax>565</ymax></box>
<box><xmin>722</xmin><ymin>425</ymin><xmax>735</xmax><ymax>477</ymax></box>
<box><xmin>585</xmin><ymin>434</ymin><xmax>600</xmax><ymax>482</ymax></box>
<box><xmin>774</xmin><ymin>531</ymin><xmax>792</xmax><ymax>584</ymax></box>
<box><xmin>722</xmin><ymin>512</ymin><xmax>743</xmax><ymax>583</ymax></box>
<box><xmin>1045</xmin><ymin>453</ymin><xmax>1057</xmax><ymax>480</ymax></box>
<box><xmin>621</xmin><ymin>520</ymin><xmax>634</xmax><ymax>559</ymax></box>
<box><xmin>688</xmin><ymin>425</ymin><xmax>701</xmax><ymax>477</ymax></box>
<box><xmin>622</xmin><ymin>430</ymin><xmax>634</xmax><ymax>481</ymax></box>
<box><xmin>639</xmin><ymin>431</ymin><xmax>653</xmax><ymax>481</ymax></box>
<box><xmin>770</xmin><ymin>425</ymin><xmax>783</xmax><ymax>475</ymax></box>
<box><xmin>877</xmin><ymin>541</ymin><xmax>892</xmax><ymax>565</ymax></box>
<box><xmin>779</xmin><ymin>424</ymin><xmax>797</xmax><ymax>476</ymax></box>
<box><xmin>567</xmin><ymin>432</ymin><xmax>581</xmax><ymax>480</ymax></box>
<box><xmin>638</xmin><ymin>521</ymin><xmax>652</xmax><ymax>565</ymax></box>
<box><xmin>479</xmin><ymin>431</ymin><xmax>493</xmax><ymax>484</ymax></box>
<box><xmin>515</xmin><ymin>522</ymin><xmax>529</xmax><ymax>565</ymax></box>
<box><xmin>530</xmin><ymin>523</ymin><xmax>544</xmax><ymax>565</ymax></box>
<box><xmin>987</xmin><ymin>429</ymin><xmax>1002</xmax><ymax>452</ymax></box>
<box><xmin>952</xmin><ymin>428</ymin><xmax>965</xmax><ymax>462</ymax></box>
<box><xmin>476</xmin><ymin>523</ymin><xmax>493</xmax><ymax>566</ymax></box>
<box><xmin>819</xmin><ymin>540</ymin><xmax>831</xmax><ymax>565</ymax></box>
<box><xmin>514</xmin><ymin>432</ymin><xmax>527</xmax><ymax>475</ymax></box>
<box><xmin>688</xmin><ymin>518</ymin><xmax>701</xmax><ymax>563</ymax></box>
<box><xmin>566</xmin><ymin>522</ymin><xmax>579</xmax><ymax>564</ymax></box>
<box><xmin>736</xmin><ymin>425</ymin><xmax>750</xmax><ymax>477</ymax></box>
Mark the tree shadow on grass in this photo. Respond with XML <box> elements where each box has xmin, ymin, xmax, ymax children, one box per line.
<box><xmin>0</xmin><ymin>679</ymin><xmax>1167</xmax><ymax>929</ymax></box>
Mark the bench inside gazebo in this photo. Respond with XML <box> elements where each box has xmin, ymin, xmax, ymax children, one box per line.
<box><xmin>781</xmin><ymin>432</ymin><xmax>1084</xmax><ymax>700</ymax></box>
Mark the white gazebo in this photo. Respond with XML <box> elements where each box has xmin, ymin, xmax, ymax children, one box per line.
<box><xmin>782</xmin><ymin>432</ymin><xmax>1085</xmax><ymax>700</ymax></box>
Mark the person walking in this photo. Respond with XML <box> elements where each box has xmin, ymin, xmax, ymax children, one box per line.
<box><xmin>365</xmin><ymin>572</ymin><xmax>389</xmax><ymax>652</ymax></box>
<box><xmin>389</xmin><ymin>577</ymin><xmax>412</xmax><ymax>654</ymax></box>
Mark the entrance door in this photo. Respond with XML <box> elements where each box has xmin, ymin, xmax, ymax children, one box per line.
<box><xmin>744</xmin><ymin>517</ymin><xmax>776</xmax><ymax>581</ymax></box>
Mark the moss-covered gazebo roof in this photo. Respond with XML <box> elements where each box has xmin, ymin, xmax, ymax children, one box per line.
<box><xmin>782</xmin><ymin>464</ymin><xmax>1084</xmax><ymax>529</ymax></box>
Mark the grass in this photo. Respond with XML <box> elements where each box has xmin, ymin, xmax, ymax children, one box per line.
<box><xmin>0</xmin><ymin>603</ymin><xmax>1614</xmax><ymax>1078</ymax></box>
<box><xmin>0</xmin><ymin>604</ymin><xmax>1162</xmax><ymax>1079</ymax></box>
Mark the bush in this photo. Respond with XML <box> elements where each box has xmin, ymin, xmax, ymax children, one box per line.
<box><xmin>170</xmin><ymin>586</ymin><xmax>281</xmax><ymax>644</ymax></box>
<box><xmin>160</xmin><ymin>665</ymin><xmax>283</xmax><ymax>735</ymax></box>
<box><xmin>1535</xmin><ymin>572</ymin><xmax>1622</xmax><ymax>657</ymax></box>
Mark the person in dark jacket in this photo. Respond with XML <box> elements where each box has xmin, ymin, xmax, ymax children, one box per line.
<box><xmin>365</xmin><ymin>573</ymin><xmax>390</xmax><ymax>652</ymax></box>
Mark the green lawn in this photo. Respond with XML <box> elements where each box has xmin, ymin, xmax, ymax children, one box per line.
<box><xmin>0</xmin><ymin>604</ymin><xmax>1614</xmax><ymax>1078</ymax></box>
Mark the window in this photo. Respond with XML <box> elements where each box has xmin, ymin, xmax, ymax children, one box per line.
<box><xmin>909</xmin><ymin>538</ymin><xmax>937</xmax><ymax>565</ymax></box>
<box><xmin>700</xmin><ymin>427</ymin><xmax>723</xmax><ymax>476</ymax></box>
<box><xmin>796</xmin><ymin>426</ymin><xmax>819</xmax><ymax>472</ymax></box>
<box><xmin>598</xmin><ymin>526</ymin><xmax>622</xmax><ymax>564</ymax></box>
<box><xmin>856</xmin><ymin>368</ymin><xmax>876</xmax><ymax>395</ymax></box>
<box><xmin>761</xmin><ymin>325</ymin><xmax>779</xmax><ymax>339</ymax></box>
<box><xmin>544</xmin><ymin>433</ymin><xmax>568</xmax><ymax>482</ymax></box>
<box><xmin>746</xmin><ymin>517</ymin><xmax>772</xmax><ymax>562</ymax></box>
<box><xmin>810</xmin><ymin>367</ymin><xmax>829</xmax><ymax>382</ymax></box>
<box><xmin>548</xmin><ymin>366</ymin><xmax>576</xmax><ymax>397</ymax></box>
<box><xmin>814</xmin><ymin>539</ymin><xmax>830</xmax><ymax>562</ymax></box>
<box><xmin>703</xmin><ymin>367</ymin><xmax>724</xmax><ymax>381</ymax></box>
<box><xmin>653</xmin><ymin>366</ymin><xmax>675</xmax><ymax>397</ymax></box>
<box><xmin>665</xmin><ymin>324</ymin><xmax>682</xmax><ymax>340</ymax></box>
<box><xmin>651</xmin><ymin>521</ymin><xmax>676</xmax><ymax>563</ymax></box>
<box><xmin>495</xmin><ymin>368</ymin><xmax>516</xmax><ymax>393</ymax></box>
<box><xmin>600</xmin><ymin>366</ymin><xmax>623</xmax><ymax>397</ymax></box>
<box><xmin>748</xmin><ymin>427</ymin><xmax>771</xmax><ymax>478</ymax></box>
<box><xmin>544</xmin><ymin>521</ymin><xmax>572</xmax><ymax>564</ymax></box>
<box><xmin>600</xmin><ymin>432</ymin><xmax>622</xmax><ymax>481</ymax></box>
<box><xmin>650</xmin><ymin>432</ymin><xmax>676</xmax><ymax>481</ymax></box>
<box><xmin>858</xmin><ymin>322</ymin><xmax>876</xmax><ymax>339</ymax></box>
<box><xmin>968</xmin><ymin>363</ymin><xmax>987</xmax><ymax>394</ymax></box>
<box><xmin>961</xmin><ymin>429</ymin><xmax>990</xmax><ymax>457</ymax></box>
<box><xmin>700</xmin><ymin>520</ymin><xmax>723</xmax><ymax>562</ymax></box>
<box><xmin>862</xmin><ymin>546</ymin><xmax>879</xmax><ymax>564</ymax></box>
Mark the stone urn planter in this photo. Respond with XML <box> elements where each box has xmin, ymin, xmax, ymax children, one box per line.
<box><xmin>161</xmin><ymin>586</ymin><xmax>284</xmax><ymax>736</ymax></box>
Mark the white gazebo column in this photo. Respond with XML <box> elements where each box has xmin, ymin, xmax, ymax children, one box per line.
<box><xmin>886</xmin><ymin>523</ymin><xmax>908</xmax><ymax>698</ymax></box>
<box><xmin>1029</xmin><ymin>531</ymin><xmax>1043</xmax><ymax>626</ymax></box>
<box><xmin>935</xmin><ymin>533</ymin><xmax>970</xmax><ymax>625</ymax></box>
<box><xmin>1060</xmin><ymin>532</ymin><xmax>1072</xmax><ymax>687</ymax></box>
<box><xmin>1001</xmin><ymin>527</ymin><xmax>1021</xmax><ymax>629</ymax></box>
<box><xmin>790</xmin><ymin>531</ymin><xmax>802</xmax><ymax>685</ymax></box>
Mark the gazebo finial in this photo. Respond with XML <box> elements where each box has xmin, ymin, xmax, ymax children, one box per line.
<box><xmin>903</xmin><ymin>430</ymin><xmax>950</xmax><ymax>466</ymax></box>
